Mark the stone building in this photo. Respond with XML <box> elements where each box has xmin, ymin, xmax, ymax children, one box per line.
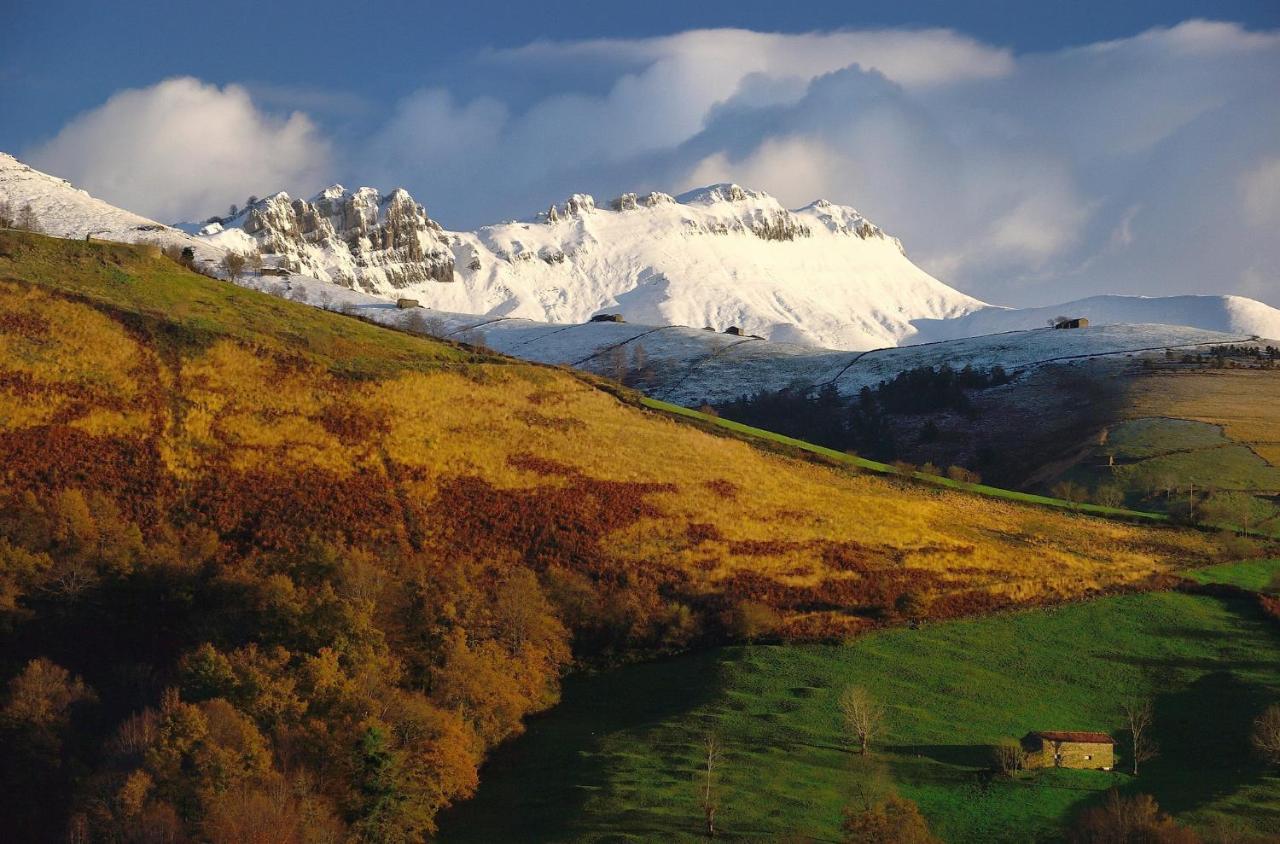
<box><xmin>1022</xmin><ymin>731</ymin><xmax>1115</xmax><ymax>770</ymax></box>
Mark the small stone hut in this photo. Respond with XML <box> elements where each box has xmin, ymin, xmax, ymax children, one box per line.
<box><xmin>396</xmin><ymin>298</ymin><xmax>421</xmax><ymax>309</ymax></box>
<box><xmin>1022</xmin><ymin>731</ymin><xmax>1114</xmax><ymax>770</ymax></box>
<box><xmin>590</xmin><ymin>313</ymin><xmax>625</xmax><ymax>323</ymax></box>
<box><xmin>1053</xmin><ymin>317</ymin><xmax>1090</xmax><ymax>329</ymax></box>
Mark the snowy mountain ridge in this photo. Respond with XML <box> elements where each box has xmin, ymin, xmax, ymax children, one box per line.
<box><xmin>3</xmin><ymin>151</ymin><xmax>1278</xmax><ymax>349</ymax></box>
<box><xmin>188</xmin><ymin>177</ymin><xmax>973</xmax><ymax>350</ymax></box>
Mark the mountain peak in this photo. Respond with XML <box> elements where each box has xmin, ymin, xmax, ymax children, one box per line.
<box><xmin>676</xmin><ymin>183</ymin><xmax>771</xmax><ymax>206</ymax></box>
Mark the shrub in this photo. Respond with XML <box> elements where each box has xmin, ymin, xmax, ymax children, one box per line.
<box><xmin>1068</xmin><ymin>790</ymin><xmax>1197</xmax><ymax>843</ymax></box>
<box><xmin>843</xmin><ymin>794</ymin><xmax>940</xmax><ymax>844</ymax></box>
<box><xmin>1093</xmin><ymin>484</ymin><xmax>1125</xmax><ymax>509</ymax></box>
<box><xmin>1252</xmin><ymin>704</ymin><xmax>1280</xmax><ymax>766</ymax></box>
<box><xmin>1052</xmin><ymin>481</ymin><xmax>1088</xmax><ymax>504</ymax></box>
<box><xmin>725</xmin><ymin>601</ymin><xmax>780</xmax><ymax>641</ymax></box>
<box><xmin>220</xmin><ymin>252</ymin><xmax>247</xmax><ymax>281</ymax></box>
<box><xmin>992</xmin><ymin>738</ymin><xmax>1026</xmax><ymax>776</ymax></box>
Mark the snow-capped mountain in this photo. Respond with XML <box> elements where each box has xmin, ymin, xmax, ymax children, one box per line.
<box><xmin>188</xmin><ymin>180</ymin><xmax>986</xmax><ymax>349</ymax></box>
<box><xmin>185</xmin><ymin>185</ymin><xmax>456</xmax><ymax>288</ymax></box>
<box><xmin>0</xmin><ymin>152</ymin><xmax>216</xmax><ymax>261</ymax></box>
<box><xmin>4</xmin><ymin>151</ymin><xmax>1279</xmax><ymax>350</ymax></box>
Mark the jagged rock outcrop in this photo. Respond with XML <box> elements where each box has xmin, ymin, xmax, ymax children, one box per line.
<box><xmin>204</xmin><ymin>186</ymin><xmax>454</xmax><ymax>290</ymax></box>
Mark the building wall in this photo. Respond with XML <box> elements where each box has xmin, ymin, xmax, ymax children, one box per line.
<box><xmin>1026</xmin><ymin>739</ymin><xmax>1114</xmax><ymax>770</ymax></box>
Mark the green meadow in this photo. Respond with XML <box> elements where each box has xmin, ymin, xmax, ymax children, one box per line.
<box><xmin>441</xmin><ymin>585</ymin><xmax>1280</xmax><ymax>842</ymax></box>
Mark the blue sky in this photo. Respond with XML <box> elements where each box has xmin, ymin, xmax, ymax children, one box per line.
<box><xmin>3</xmin><ymin>1</ymin><xmax>1278</xmax><ymax>306</ymax></box>
<box><xmin>5</xmin><ymin>0</ymin><xmax>1277</xmax><ymax>147</ymax></box>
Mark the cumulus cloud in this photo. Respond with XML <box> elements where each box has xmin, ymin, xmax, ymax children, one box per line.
<box><xmin>358</xmin><ymin>21</ymin><xmax>1277</xmax><ymax>306</ymax></box>
<box><xmin>24</xmin><ymin>23</ymin><xmax>1280</xmax><ymax>307</ymax></box>
<box><xmin>26</xmin><ymin>77</ymin><xmax>331</xmax><ymax>222</ymax></box>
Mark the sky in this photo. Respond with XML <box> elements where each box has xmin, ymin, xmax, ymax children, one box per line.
<box><xmin>3</xmin><ymin>1</ymin><xmax>1278</xmax><ymax>308</ymax></box>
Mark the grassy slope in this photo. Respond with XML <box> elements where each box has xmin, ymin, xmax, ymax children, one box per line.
<box><xmin>1127</xmin><ymin>370</ymin><xmax>1280</xmax><ymax>467</ymax></box>
<box><xmin>1186</xmin><ymin>558</ymin><xmax>1280</xmax><ymax>591</ymax></box>
<box><xmin>441</xmin><ymin>585</ymin><xmax>1280</xmax><ymax>842</ymax></box>
<box><xmin>1038</xmin><ymin>367</ymin><xmax>1280</xmax><ymax>535</ymax></box>
<box><xmin>0</xmin><ymin>231</ymin><xmax>1230</xmax><ymax>639</ymax></box>
<box><xmin>641</xmin><ymin>397</ymin><xmax>1170</xmax><ymax>522</ymax></box>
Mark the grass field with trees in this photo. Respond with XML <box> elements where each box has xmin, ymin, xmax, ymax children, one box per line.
<box><xmin>441</xmin><ymin>580</ymin><xmax>1280</xmax><ymax>842</ymax></box>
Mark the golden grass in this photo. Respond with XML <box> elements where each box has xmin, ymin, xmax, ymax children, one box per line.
<box><xmin>1124</xmin><ymin>369</ymin><xmax>1280</xmax><ymax>465</ymax></box>
<box><xmin>0</xmin><ymin>232</ymin><xmax>1231</xmax><ymax>635</ymax></box>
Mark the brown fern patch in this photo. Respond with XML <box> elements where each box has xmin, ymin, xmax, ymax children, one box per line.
<box><xmin>515</xmin><ymin>409</ymin><xmax>585</xmax><ymax>431</ymax></box>
<box><xmin>0</xmin><ymin>424</ymin><xmax>167</xmax><ymax>525</ymax></box>
<box><xmin>0</xmin><ymin>311</ymin><xmax>51</xmax><ymax>340</ymax></box>
<box><xmin>685</xmin><ymin>522</ymin><xmax>723</xmax><ymax>544</ymax></box>
<box><xmin>428</xmin><ymin>474</ymin><xmax>675</xmax><ymax>582</ymax></box>
<box><xmin>506</xmin><ymin>454</ymin><xmax>581</xmax><ymax>477</ymax></box>
<box><xmin>319</xmin><ymin>403</ymin><xmax>391</xmax><ymax>444</ymax></box>
<box><xmin>183</xmin><ymin>466</ymin><xmax>408</xmax><ymax>552</ymax></box>
<box><xmin>703</xmin><ymin>479</ymin><xmax>739</xmax><ymax>499</ymax></box>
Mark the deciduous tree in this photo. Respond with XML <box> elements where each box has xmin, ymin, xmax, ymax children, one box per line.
<box><xmin>839</xmin><ymin>685</ymin><xmax>884</xmax><ymax>755</ymax></box>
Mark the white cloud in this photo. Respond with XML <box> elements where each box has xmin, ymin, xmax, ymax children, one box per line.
<box><xmin>26</xmin><ymin>77</ymin><xmax>331</xmax><ymax>222</ymax></box>
<box><xmin>1241</xmin><ymin>156</ymin><xmax>1280</xmax><ymax>226</ymax></box>
<box><xmin>23</xmin><ymin>22</ymin><xmax>1280</xmax><ymax>308</ymax></box>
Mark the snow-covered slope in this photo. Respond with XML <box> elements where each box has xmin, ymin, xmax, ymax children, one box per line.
<box><xmin>5</xmin><ymin>152</ymin><xmax>1278</xmax><ymax>354</ymax></box>
<box><xmin>911</xmin><ymin>294</ymin><xmax>1280</xmax><ymax>344</ymax></box>
<box><xmin>0</xmin><ymin>152</ymin><xmax>222</xmax><ymax>266</ymax></box>
<box><xmin>228</xmin><ymin>271</ymin><xmax>1256</xmax><ymax>406</ymax></box>
<box><xmin>191</xmin><ymin>181</ymin><xmax>988</xmax><ymax>350</ymax></box>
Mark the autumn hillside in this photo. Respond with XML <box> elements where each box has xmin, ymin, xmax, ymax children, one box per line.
<box><xmin>0</xmin><ymin>231</ymin><xmax>1232</xmax><ymax>841</ymax></box>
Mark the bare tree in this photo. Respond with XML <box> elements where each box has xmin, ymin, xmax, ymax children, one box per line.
<box><xmin>0</xmin><ymin>199</ymin><xmax>13</xmax><ymax>228</ymax></box>
<box><xmin>992</xmin><ymin>738</ymin><xmax>1027</xmax><ymax>777</ymax></box>
<box><xmin>840</xmin><ymin>685</ymin><xmax>885</xmax><ymax>755</ymax></box>
<box><xmin>1252</xmin><ymin>704</ymin><xmax>1280</xmax><ymax>766</ymax></box>
<box><xmin>698</xmin><ymin>733</ymin><xmax>723</xmax><ymax>837</ymax></box>
<box><xmin>1122</xmin><ymin>699</ymin><xmax>1158</xmax><ymax>775</ymax></box>
<box><xmin>15</xmin><ymin>203</ymin><xmax>42</xmax><ymax>233</ymax></box>
<box><xmin>247</xmin><ymin>250</ymin><xmax>265</xmax><ymax>272</ymax></box>
<box><xmin>220</xmin><ymin>251</ymin><xmax>247</xmax><ymax>282</ymax></box>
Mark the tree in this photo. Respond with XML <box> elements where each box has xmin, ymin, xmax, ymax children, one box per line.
<box><xmin>839</xmin><ymin>686</ymin><xmax>884</xmax><ymax>755</ymax></box>
<box><xmin>842</xmin><ymin>794</ymin><xmax>940</xmax><ymax>844</ymax></box>
<box><xmin>221</xmin><ymin>252</ymin><xmax>248</xmax><ymax>282</ymax></box>
<box><xmin>1069</xmin><ymin>790</ymin><xmax>1197</xmax><ymax>843</ymax></box>
<box><xmin>1122</xmin><ymin>699</ymin><xmax>1158</xmax><ymax>776</ymax></box>
<box><xmin>15</xmin><ymin>203</ymin><xmax>42</xmax><ymax>233</ymax></box>
<box><xmin>1252</xmin><ymin>704</ymin><xmax>1280</xmax><ymax>766</ymax></box>
<box><xmin>2</xmin><ymin>657</ymin><xmax>96</xmax><ymax>737</ymax></box>
<box><xmin>992</xmin><ymin>738</ymin><xmax>1027</xmax><ymax>777</ymax></box>
<box><xmin>0</xmin><ymin>199</ymin><xmax>13</xmax><ymax>228</ymax></box>
<box><xmin>1094</xmin><ymin>484</ymin><xmax>1125</xmax><ymax>509</ymax></box>
<box><xmin>698</xmin><ymin>733</ymin><xmax>723</xmax><ymax>837</ymax></box>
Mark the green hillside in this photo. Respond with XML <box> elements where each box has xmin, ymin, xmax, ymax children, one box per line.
<box><xmin>442</xmin><ymin>584</ymin><xmax>1280</xmax><ymax>842</ymax></box>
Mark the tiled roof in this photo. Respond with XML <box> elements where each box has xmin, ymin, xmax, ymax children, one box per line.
<box><xmin>1029</xmin><ymin>730</ymin><xmax>1114</xmax><ymax>744</ymax></box>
